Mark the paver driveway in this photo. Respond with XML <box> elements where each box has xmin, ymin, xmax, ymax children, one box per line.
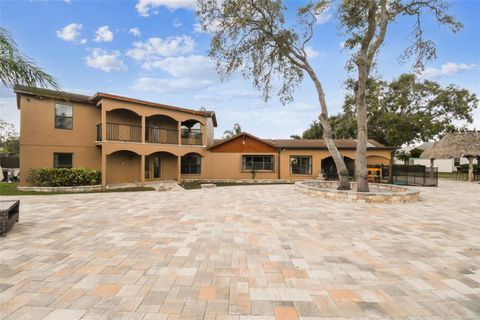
<box><xmin>1</xmin><ymin>180</ymin><xmax>479</xmax><ymax>320</ymax></box>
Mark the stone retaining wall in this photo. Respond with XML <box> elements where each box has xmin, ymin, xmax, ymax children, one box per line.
<box><xmin>182</xmin><ymin>179</ymin><xmax>296</xmax><ymax>184</ymax></box>
<box><xmin>296</xmin><ymin>181</ymin><xmax>420</xmax><ymax>203</ymax></box>
<box><xmin>18</xmin><ymin>185</ymin><xmax>102</xmax><ymax>193</ymax></box>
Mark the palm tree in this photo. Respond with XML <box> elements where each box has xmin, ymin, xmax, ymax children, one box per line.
<box><xmin>223</xmin><ymin>123</ymin><xmax>242</xmax><ymax>139</ymax></box>
<box><xmin>0</xmin><ymin>27</ymin><xmax>59</xmax><ymax>89</ymax></box>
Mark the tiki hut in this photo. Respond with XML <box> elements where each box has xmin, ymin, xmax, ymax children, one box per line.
<box><xmin>421</xmin><ymin>130</ymin><xmax>480</xmax><ymax>182</ymax></box>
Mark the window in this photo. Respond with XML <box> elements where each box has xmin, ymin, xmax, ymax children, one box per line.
<box><xmin>53</xmin><ymin>153</ymin><xmax>73</xmax><ymax>168</ymax></box>
<box><xmin>181</xmin><ymin>154</ymin><xmax>201</xmax><ymax>174</ymax></box>
<box><xmin>290</xmin><ymin>156</ymin><xmax>312</xmax><ymax>175</ymax></box>
<box><xmin>55</xmin><ymin>103</ymin><xmax>73</xmax><ymax>129</ymax></box>
<box><xmin>242</xmin><ymin>155</ymin><xmax>274</xmax><ymax>171</ymax></box>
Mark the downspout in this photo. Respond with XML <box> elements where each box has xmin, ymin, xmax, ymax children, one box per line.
<box><xmin>277</xmin><ymin>148</ymin><xmax>281</xmax><ymax>180</ymax></box>
<box><xmin>389</xmin><ymin>149</ymin><xmax>395</xmax><ymax>183</ymax></box>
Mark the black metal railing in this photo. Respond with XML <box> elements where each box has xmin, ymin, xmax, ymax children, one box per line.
<box><xmin>181</xmin><ymin>129</ymin><xmax>202</xmax><ymax>145</ymax></box>
<box><xmin>96</xmin><ymin>123</ymin><xmax>142</xmax><ymax>142</ymax></box>
<box><xmin>392</xmin><ymin>164</ymin><xmax>438</xmax><ymax>187</ymax></box>
<box><xmin>146</xmin><ymin>127</ymin><xmax>178</xmax><ymax>144</ymax></box>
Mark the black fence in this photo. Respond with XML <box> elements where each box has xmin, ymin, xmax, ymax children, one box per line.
<box><xmin>392</xmin><ymin>164</ymin><xmax>438</xmax><ymax>187</ymax></box>
<box><xmin>0</xmin><ymin>156</ymin><xmax>19</xmax><ymax>168</ymax></box>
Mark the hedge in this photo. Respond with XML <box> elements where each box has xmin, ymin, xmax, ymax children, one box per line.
<box><xmin>27</xmin><ymin>168</ymin><xmax>101</xmax><ymax>187</ymax></box>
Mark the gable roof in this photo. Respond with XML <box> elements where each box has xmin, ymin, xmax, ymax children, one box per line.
<box><xmin>207</xmin><ymin>132</ymin><xmax>278</xmax><ymax>150</ymax></box>
<box><xmin>14</xmin><ymin>85</ymin><xmax>217</xmax><ymax>126</ymax></box>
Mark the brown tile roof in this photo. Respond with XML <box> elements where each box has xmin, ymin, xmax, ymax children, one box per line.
<box><xmin>14</xmin><ymin>86</ymin><xmax>217</xmax><ymax>127</ymax></box>
<box><xmin>210</xmin><ymin>134</ymin><xmax>393</xmax><ymax>150</ymax></box>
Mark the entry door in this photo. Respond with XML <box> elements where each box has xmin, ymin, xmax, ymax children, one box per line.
<box><xmin>153</xmin><ymin>156</ymin><xmax>161</xmax><ymax>179</ymax></box>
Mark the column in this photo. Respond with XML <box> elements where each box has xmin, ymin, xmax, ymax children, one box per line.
<box><xmin>177</xmin><ymin>155</ymin><xmax>181</xmax><ymax>182</ymax></box>
<box><xmin>101</xmin><ymin>149</ymin><xmax>107</xmax><ymax>189</ymax></box>
<box><xmin>101</xmin><ymin>106</ymin><xmax>107</xmax><ymax>141</ymax></box>
<box><xmin>177</xmin><ymin>121</ymin><xmax>182</xmax><ymax>145</ymax></box>
<box><xmin>140</xmin><ymin>154</ymin><xmax>145</xmax><ymax>186</ymax></box>
<box><xmin>141</xmin><ymin>116</ymin><xmax>146</xmax><ymax>143</ymax></box>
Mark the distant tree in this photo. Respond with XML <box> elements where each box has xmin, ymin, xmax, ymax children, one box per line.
<box><xmin>0</xmin><ymin>119</ymin><xmax>19</xmax><ymax>155</ymax></box>
<box><xmin>290</xmin><ymin>134</ymin><xmax>301</xmax><ymax>139</ymax></box>
<box><xmin>396</xmin><ymin>150</ymin><xmax>411</xmax><ymax>164</ymax></box>
<box><xmin>298</xmin><ymin>74</ymin><xmax>477</xmax><ymax>147</ymax></box>
<box><xmin>0</xmin><ymin>27</ymin><xmax>59</xmax><ymax>89</ymax></box>
<box><xmin>409</xmin><ymin>148</ymin><xmax>423</xmax><ymax>158</ymax></box>
<box><xmin>223</xmin><ymin>123</ymin><xmax>242</xmax><ymax>138</ymax></box>
<box><xmin>197</xmin><ymin>0</ymin><xmax>351</xmax><ymax>189</ymax></box>
<box><xmin>339</xmin><ymin>0</ymin><xmax>463</xmax><ymax>192</ymax></box>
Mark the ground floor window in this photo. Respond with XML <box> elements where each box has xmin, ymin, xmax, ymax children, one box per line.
<box><xmin>242</xmin><ymin>155</ymin><xmax>274</xmax><ymax>171</ymax></box>
<box><xmin>53</xmin><ymin>153</ymin><xmax>73</xmax><ymax>168</ymax></box>
<box><xmin>290</xmin><ymin>156</ymin><xmax>312</xmax><ymax>175</ymax></box>
<box><xmin>181</xmin><ymin>154</ymin><xmax>201</xmax><ymax>174</ymax></box>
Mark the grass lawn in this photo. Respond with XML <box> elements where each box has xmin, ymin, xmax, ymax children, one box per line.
<box><xmin>181</xmin><ymin>181</ymin><xmax>294</xmax><ymax>190</ymax></box>
<box><xmin>438</xmin><ymin>172</ymin><xmax>460</xmax><ymax>179</ymax></box>
<box><xmin>0</xmin><ymin>182</ymin><xmax>154</xmax><ymax>196</ymax></box>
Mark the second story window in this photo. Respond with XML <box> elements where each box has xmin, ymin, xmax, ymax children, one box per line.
<box><xmin>55</xmin><ymin>103</ymin><xmax>73</xmax><ymax>129</ymax></box>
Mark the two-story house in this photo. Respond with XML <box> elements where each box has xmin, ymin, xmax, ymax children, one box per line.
<box><xmin>15</xmin><ymin>86</ymin><xmax>394</xmax><ymax>187</ymax></box>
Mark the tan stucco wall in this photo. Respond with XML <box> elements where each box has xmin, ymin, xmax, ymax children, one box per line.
<box><xmin>106</xmin><ymin>151</ymin><xmax>141</xmax><ymax>185</ymax></box>
<box><xmin>19</xmin><ymin>95</ymin><xmax>101</xmax><ymax>186</ymax></box>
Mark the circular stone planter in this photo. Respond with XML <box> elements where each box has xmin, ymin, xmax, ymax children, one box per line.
<box><xmin>296</xmin><ymin>180</ymin><xmax>420</xmax><ymax>203</ymax></box>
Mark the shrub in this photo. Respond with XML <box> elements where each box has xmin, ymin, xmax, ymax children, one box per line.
<box><xmin>458</xmin><ymin>163</ymin><xmax>479</xmax><ymax>171</ymax></box>
<box><xmin>27</xmin><ymin>168</ymin><xmax>101</xmax><ymax>187</ymax></box>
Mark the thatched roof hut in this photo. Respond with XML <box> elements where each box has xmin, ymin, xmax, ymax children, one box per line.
<box><xmin>421</xmin><ymin>130</ymin><xmax>480</xmax><ymax>181</ymax></box>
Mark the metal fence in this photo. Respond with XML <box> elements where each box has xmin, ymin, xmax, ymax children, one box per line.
<box><xmin>0</xmin><ymin>156</ymin><xmax>19</xmax><ymax>168</ymax></box>
<box><xmin>392</xmin><ymin>164</ymin><xmax>438</xmax><ymax>187</ymax></box>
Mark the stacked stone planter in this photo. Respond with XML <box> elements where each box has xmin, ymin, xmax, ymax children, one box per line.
<box><xmin>296</xmin><ymin>180</ymin><xmax>420</xmax><ymax>203</ymax></box>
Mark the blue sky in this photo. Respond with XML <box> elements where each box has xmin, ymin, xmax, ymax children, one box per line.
<box><xmin>1</xmin><ymin>0</ymin><xmax>479</xmax><ymax>139</ymax></box>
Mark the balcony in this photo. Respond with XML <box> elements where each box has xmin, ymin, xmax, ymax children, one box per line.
<box><xmin>146</xmin><ymin>127</ymin><xmax>178</xmax><ymax>144</ymax></box>
<box><xmin>181</xmin><ymin>129</ymin><xmax>202</xmax><ymax>146</ymax></box>
<box><xmin>96</xmin><ymin>123</ymin><xmax>203</xmax><ymax>146</ymax></box>
<box><xmin>96</xmin><ymin>123</ymin><xmax>141</xmax><ymax>142</ymax></box>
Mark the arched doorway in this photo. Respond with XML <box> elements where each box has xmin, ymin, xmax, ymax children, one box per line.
<box><xmin>107</xmin><ymin>150</ymin><xmax>141</xmax><ymax>185</ymax></box>
<box><xmin>181</xmin><ymin>120</ymin><xmax>202</xmax><ymax>145</ymax></box>
<box><xmin>145</xmin><ymin>151</ymin><xmax>177</xmax><ymax>181</ymax></box>
<box><xmin>321</xmin><ymin>156</ymin><xmax>355</xmax><ymax>180</ymax></box>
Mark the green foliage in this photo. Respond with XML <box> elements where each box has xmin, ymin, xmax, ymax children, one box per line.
<box><xmin>458</xmin><ymin>163</ymin><xmax>479</xmax><ymax>171</ymax></box>
<box><xmin>409</xmin><ymin>148</ymin><xmax>423</xmax><ymax>158</ymax></box>
<box><xmin>396</xmin><ymin>150</ymin><xmax>411</xmax><ymax>163</ymax></box>
<box><xmin>298</xmin><ymin>74</ymin><xmax>478</xmax><ymax>146</ymax></box>
<box><xmin>0</xmin><ymin>119</ymin><xmax>19</xmax><ymax>155</ymax></box>
<box><xmin>0</xmin><ymin>28</ymin><xmax>59</xmax><ymax>89</ymax></box>
<box><xmin>27</xmin><ymin>168</ymin><xmax>101</xmax><ymax>187</ymax></box>
<box><xmin>223</xmin><ymin>123</ymin><xmax>242</xmax><ymax>138</ymax></box>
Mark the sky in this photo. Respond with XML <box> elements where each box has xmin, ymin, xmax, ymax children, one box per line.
<box><xmin>1</xmin><ymin>0</ymin><xmax>479</xmax><ymax>139</ymax></box>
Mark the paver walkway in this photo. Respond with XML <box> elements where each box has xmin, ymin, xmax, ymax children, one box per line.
<box><xmin>0</xmin><ymin>180</ymin><xmax>479</xmax><ymax>319</ymax></box>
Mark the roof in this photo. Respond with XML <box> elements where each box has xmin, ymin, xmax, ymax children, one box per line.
<box><xmin>207</xmin><ymin>132</ymin><xmax>278</xmax><ymax>150</ymax></box>
<box><xmin>209</xmin><ymin>133</ymin><xmax>393</xmax><ymax>150</ymax></box>
<box><xmin>421</xmin><ymin>131</ymin><xmax>480</xmax><ymax>159</ymax></box>
<box><xmin>14</xmin><ymin>85</ymin><xmax>217</xmax><ymax>126</ymax></box>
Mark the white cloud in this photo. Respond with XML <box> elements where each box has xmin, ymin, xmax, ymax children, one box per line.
<box><xmin>136</xmin><ymin>0</ymin><xmax>196</xmax><ymax>16</ymax></box>
<box><xmin>94</xmin><ymin>26</ymin><xmax>114</xmax><ymax>42</ymax></box>
<box><xmin>421</xmin><ymin>62</ymin><xmax>477</xmax><ymax>79</ymax></box>
<box><xmin>56</xmin><ymin>23</ymin><xmax>82</xmax><ymax>42</ymax></box>
<box><xmin>131</xmin><ymin>77</ymin><xmax>212</xmax><ymax>93</ymax></box>
<box><xmin>80</xmin><ymin>38</ymin><xmax>87</xmax><ymax>44</ymax></box>
<box><xmin>127</xmin><ymin>35</ymin><xmax>195</xmax><ymax>60</ymax></box>
<box><xmin>129</xmin><ymin>27</ymin><xmax>141</xmax><ymax>37</ymax></box>
<box><xmin>64</xmin><ymin>0</ymin><xmax>71</xmax><ymax>3</ymax></box>
<box><xmin>142</xmin><ymin>55</ymin><xmax>216</xmax><ymax>78</ymax></box>
<box><xmin>85</xmin><ymin>48</ymin><xmax>127</xmax><ymax>72</ymax></box>
<box><xmin>173</xmin><ymin>19</ymin><xmax>182</xmax><ymax>28</ymax></box>
<box><xmin>315</xmin><ymin>6</ymin><xmax>332</xmax><ymax>24</ymax></box>
<box><xmin>305</xmin><ymin>46</ymin><xmax>322</xmax><ymax>58</ymax></box>
<box><xmin>193</xmin><ymin>20</ymin><xmax>222</xmax><ymax>34</ymax></box>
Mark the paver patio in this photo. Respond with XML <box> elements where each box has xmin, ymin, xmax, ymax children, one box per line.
<box><xmin>0</xmin><ymin>180</ymin><xmax>479</xmax><ymax>319</ymax></box>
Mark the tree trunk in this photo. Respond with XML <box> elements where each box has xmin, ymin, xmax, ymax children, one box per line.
<box><xmin>354</xmin><ymin>53</ymin><xmax>370</xmax><ymax>192</ymax></box>
<box><xmin>304</xmin><ymin>63</ymin><xmax>350</xmax><ymax>190</ymax></box>
<box><xmin>468</xmin><ymin>156</ymin><xmax>474</xmax><ymax>182</ymax></box>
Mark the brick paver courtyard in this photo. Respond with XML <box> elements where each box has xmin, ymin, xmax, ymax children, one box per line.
<box><xmin>1</xmin><ymin>180</ymin><xmax>479</xmax><ymax>319</ymax></box>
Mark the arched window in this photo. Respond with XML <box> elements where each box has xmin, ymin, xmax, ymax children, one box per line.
<box><xmin>181</xmin><ymin>153</ymin><xmax>201</xmax><ymax>174</ymax></box>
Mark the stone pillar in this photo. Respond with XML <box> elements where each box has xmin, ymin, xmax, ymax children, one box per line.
<box><xmin>101</xmin><ymin>149</ymin><xmax>107</xmax><ymax>189</ymax></box>
<box><xmin>140</xmin><ymin>154</ymin><xmax>145</xmax><ymax>186</ymax></box>
<box><xmin>141</xmin><ymin>116</ymin><xmax>146</xmax><ymax>143</ymax></box>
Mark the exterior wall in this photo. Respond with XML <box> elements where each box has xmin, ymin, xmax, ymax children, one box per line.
<box><xmin>210</xmin><ymin>135</ymin><xmax>278</xmax><ymax>153</ymax></box>
<box><xmin>106</xmin><ymin>151</ymin><xmax>141</xmax><ymax>185</ymax></box>
<box><xmin>205</xmin><ymin>118</ymin><xmax>215</xmax><ymax>146</ymax></box>
<box><xmin>19</xmin><ymin>95</ymin><xmax>101</xmax><ymax>186</ymax></box>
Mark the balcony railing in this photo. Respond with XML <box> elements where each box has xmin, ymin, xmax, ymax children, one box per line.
<box><xmin>96</xmin><ymin>123</ymin><xmax>142</xmax><ymax>142</ymax></box>
<box><xmin>146</xmin><ymin>127</ymin><xmax>178</xmax><ymax>144</ymax></box>
<box><xmin>181</xmin><ymin>129</ymin><xmax>202</xmax><ymax>145</ymax></box>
